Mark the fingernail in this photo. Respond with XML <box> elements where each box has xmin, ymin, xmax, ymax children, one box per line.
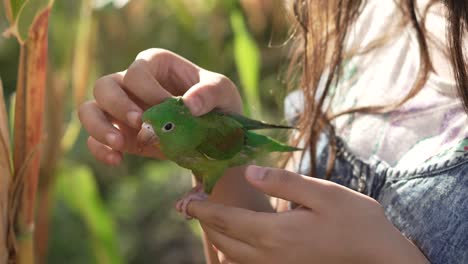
<box><xmin>186</xmin><ymin>96</ymin><xmax>202</xmax><ymax>116</ymax></box>
<box><xmin>246</xmin><ymin>165</ymin><xmax>266</xmax><ymax>181</ymax></box>
<box><xmin>105</xmin><ymin>133</ymin><xmax>120</xmax><ymax>149</ymax></box>
<box><xmin>127</xmin><ymin>111</ymin><xmax>141</xmax><ymax>128</ymax></box>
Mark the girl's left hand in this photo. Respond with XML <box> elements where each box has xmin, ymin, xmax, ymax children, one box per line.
<box><xmin>187</xmin><ymin>166</ymin><xmax>429</xmax><ymax>264</ymax></box>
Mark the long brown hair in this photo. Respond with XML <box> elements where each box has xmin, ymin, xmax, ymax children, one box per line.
<box><xmin>288</xmin><ymin>0</ymin><xmax>468</xmax><ymax>176</ymax></box>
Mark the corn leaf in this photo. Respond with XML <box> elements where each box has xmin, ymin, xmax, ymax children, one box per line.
<box><xmin>8</xmin><ymin>7</ymin><xmax>53</xmax><ymax>263</ymax></box>
<box><xmin>230</xmin><ymin>9</ymin><xmax>261</xmax><ymax>117</ymax></box>
<box><xmin>72</xmin><ymin>0</ymin><xmax>94</xmax><ymax>107</ymax></box>
<box><xmin>34</xmin><ymin>73</ymin><xmax>66</xmax><ymax>262</ymax></box>
<box><xmin>0</xmin><ymin>78</ymin><xmax>11</xmax><ymax>174</ymax></box>
<box><xmin>56</xmin><ymin>162</ymin><xmax>123</xmax><ymax>264</ymax></box>
<box><xmin>13</xmin><ymin>6</ymin><xmax>50</xmax><ymax>227</ymax></box>
<box><xmin>8</xmin><ymin>93</ymin><xmax>15</xmax><ymax>147</ymax></box>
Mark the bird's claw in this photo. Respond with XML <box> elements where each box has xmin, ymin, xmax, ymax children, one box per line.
<box><xmin>176</xmin><ymin>185</ymin><xmax>208</xmax><ymax>220</ymax></box>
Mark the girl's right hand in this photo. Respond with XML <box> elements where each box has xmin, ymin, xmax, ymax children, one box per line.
<box><xmin>78</xmin><ymin>48</ymin><xmax>242</xmax><ymax>166</ymax></box>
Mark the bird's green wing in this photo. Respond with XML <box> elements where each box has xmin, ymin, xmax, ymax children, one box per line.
<box><xmin>226</xmin><ymin>113</ymin><xmax>293</xmax><ymax>130</ymax></box>
<box><xmin>196</xmin><ymin>114</ymin><xmax>245</xmax><ymax>160</ymax></box>
<box><xmin>246</xmin><ymin>131</ymin><xmax>300</xmax><ymax>152</ymax></box>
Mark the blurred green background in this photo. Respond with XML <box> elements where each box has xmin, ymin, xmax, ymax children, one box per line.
<box><xmin>0</xmin><ymin>0</ymin><xmax>291</xmax><ymax>263</ymax></box>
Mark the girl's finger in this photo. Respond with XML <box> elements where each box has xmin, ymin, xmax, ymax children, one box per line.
<box><xmin>122</xmin><ymin>59</ymin><xmax>172</xmax><ymax>106</ymax></box>
<box><xmin>201</xmin><ymin>225</ymin><xmax>257</xmax><ymax>264</ymax></box>
<box><xmin>132</xmin><ymin>49</ymin><xmax>243</xmax><ymax>116</ymax></box>
<box><xmin>93</xmin><ymin>72</ymin><xmax>143</xmax><ymax>129</ymax></box>
<box><xmin>135</xmin><ymin>48</ymin><xmax>200</xmax><ymax>94</ymax></box>
<box><xmin>87</xmin><ymin>137</ymin><xmax>123</xmax><ymax>166</ymax></box>
<box><xmin>187</xmin><ymin>200</ymin><xmax>272</xmax><ymax>245</ymax></box>
<box><xmin>78</xmin><ymin>100</ymin><xmax>124</xmax><ymax>151</ymax></box>
<box><xmin>245</xmin><ymin>165</ymin><xmax>340</xmax><ymax>210</ymax></box>
<box><xmin>183</xmin><ymin>71</ymin><xmax>242</xmax><ymax>116</ymax></box>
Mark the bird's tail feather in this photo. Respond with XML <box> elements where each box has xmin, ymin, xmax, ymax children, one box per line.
<box><xmin>228</xmin><ymin>113</ymin><xmax>295</xmax><ymax>130</ymax></box>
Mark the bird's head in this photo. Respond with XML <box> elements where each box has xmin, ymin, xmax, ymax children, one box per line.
<box><xmin>137</xmin><ymin>97</ymin><xmax>202</xmax><ymax>156</ymax></box>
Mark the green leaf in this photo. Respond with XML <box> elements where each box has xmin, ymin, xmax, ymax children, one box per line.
<box><xmin>3</xmin><ymin>0</ymin><xmax>54</xmax><ymax>42</ymax></box>
<box><xmin>56</xmin><ymin>162</ymin><xmax>123</xmax><ymax>264</ymax></box>
<box><xmin>2</xmin><ymin>0</ymin><xmax>27</xmax><ymax>23</ymax></box>
<box><xmin>230</xmin><ymin>9</ymin><xmax>261</xmax><ymax>117</ymax></box>
<box><xmin>60</xmin><ymin>113</ymin><xmax>81</xmax><ymax>153</ymax></box>
<box><xmin>10</xmin><ymin>0</ymin><xmax>27</xmax><ymax>21</ymax></box>
<box><xmin>8</xmin><ymin>93</ymin><xmax>15</xmax><ymax>149</ymax></box>
<box><xmin>16</xmin><ymin>0</ymin><xmax>54</xmax><ymax>42</ymax></box>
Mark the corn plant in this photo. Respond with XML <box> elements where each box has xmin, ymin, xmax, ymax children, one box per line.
<box><xmin>0</xmin><ymin>78</ymin><xmax>11</xmax><ymax>263</ymax></box>
<box><xmin>1</xmin><ymin>0</ymin><xmax>54</xmax><ymax>262</ymax></box>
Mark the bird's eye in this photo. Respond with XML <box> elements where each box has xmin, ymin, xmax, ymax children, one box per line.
<box><xmin>162</xmin><ymin>122</ymin><xmax>175</xmax><ymax>132</ymax></box>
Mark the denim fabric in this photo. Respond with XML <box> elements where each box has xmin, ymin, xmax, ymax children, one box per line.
<box><xmin>295</xmin><ymin>133</ymin><xmax>468</xmax><ymax>264</ymax></box>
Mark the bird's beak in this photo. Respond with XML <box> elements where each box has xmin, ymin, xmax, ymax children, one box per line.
<box><xmin>137</xmin><ymin>122</ymin><xmax>160</xmax><ymax>149</ymax></box>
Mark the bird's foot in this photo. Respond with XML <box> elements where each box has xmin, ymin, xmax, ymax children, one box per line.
<box><xmin>175</xmin><ymin>184</ymin><xmax>208</xmax><ymax>220</ymax></box>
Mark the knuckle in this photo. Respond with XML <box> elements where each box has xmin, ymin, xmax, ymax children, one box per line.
<box><xmin>93</xmin><ymin>74</ymin><xmax>118</xmax><ymax>104</ymax></box>
<box><xmin>86</xmin><ymin>137</ymin><xmax>93</xmax><ymax>148</ymax></box>
<box><xmin>135</xmin><ymin>48</ymin><xmax>161</xmax><ymax>60</ymax></box>
<box><xmin>123</xmin><ymin>60</ymin><xmax>146</xmax><ymax>85</ymax></box>
<box><xmin>87</xmin><ymin>136</ymin><xmax>94</xmax><ymax>145</ymax></box>
<box><xmin>93</xmin><ymin>75</ymin><xmax>113</xmax><ymax>98</ymax></box>
<box><xmin>198</xmin><ymin>83</ymin><xmax>217</xmax><ymax>98</ymax></box>
<box><xmin>221</xmin><ymin>76</ymin><xmax>235</xmax><ymax>90</ymax></box>
<box><xmin>136</xmin><ymin>48</ymin><xmax>173</xmax><ymax>62</ymax></box>
<box><xmin>212</xmin><ymin>73</ymin><xmax>235</xmax><ymax>91</ymax></box>
<box><xmin>212</xmin><ymin>72</ymin><xmax>227</xmax><ymax>83</ymax></box>
<box><xmin>77</xmin><ymin>101</ymin><xmax>93</xmax><ymax>121</ymax></box>
<box><xmin>87</xmin><ymin>137</ymin><xmax>99</xmax><ymax>152</ymax></box>
<box><xmin>277</xmin><ymin>170</ymin><xmax>291</xmax><ymax>185</ymax></box>
<box><xmin>198</xmin><ymin>71</ymin><xmax>241</xmax><ymax>112</ymax></box>
<box><xmin>190</xmin><ymin>84</ymin><xmax>219</xmax><ymax>109</ymax></box>
<box><xmin>129</xmin><ymin>59</ymin><xmax>147</xmax><ymax>73</ymax></box>
<box><xmin>272</xmin><ymin>169</ymin><xmax>293</xmax><ymax>193</ymax></box>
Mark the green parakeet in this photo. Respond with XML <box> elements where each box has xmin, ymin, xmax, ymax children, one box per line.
<box><xmin>136</xmin><ymin>96</ymin><xmax>299</xmax><ymax>217</ymax></box>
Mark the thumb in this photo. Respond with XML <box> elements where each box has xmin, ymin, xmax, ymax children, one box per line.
<box><xmin>182</xmin><ymin>74</ymin><xmax>242</xmax><ymax>116</ymax></box>
<box><xmin>245</xmin><ymin>165</ymin><xmax>329</xmax><ymax>210</ymax></box>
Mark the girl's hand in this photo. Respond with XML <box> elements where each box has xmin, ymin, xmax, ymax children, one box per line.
<box><xmin>78</xmin><ymin>48</ymin><xmax>242</xmax><ymax>165</ymax></box>
<box><xmin>188</xmin><ymin>166</ymin><xmax>429</xmax><ymax>264</ymax></box>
